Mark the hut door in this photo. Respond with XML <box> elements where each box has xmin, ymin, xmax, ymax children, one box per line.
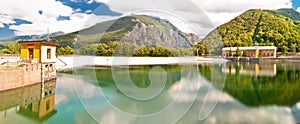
<box><xmin>28</xmin><ymin>48</ymin><xmax>34</xmax><ymax>60</ymax></box>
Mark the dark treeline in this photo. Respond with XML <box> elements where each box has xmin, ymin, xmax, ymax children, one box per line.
<box><xmin>57</xmin><ymin>41</ymin><xmax>196</xmax><ymax>57</ymax></box>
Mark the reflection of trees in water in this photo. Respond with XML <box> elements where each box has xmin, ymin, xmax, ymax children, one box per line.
<box><xmin>73</xmin><ymin>65</ymin><xmax>192</xmax><ymax>89</ymax></box>
<box><xmin>199</xmin><ymin>63</ymin><xmax>300</xmax><ymax>107</ymax></box>
<box><xmin>71</xmin><ymin>65</ymin><xmax>197</xmax><ymax>115</ymax></box>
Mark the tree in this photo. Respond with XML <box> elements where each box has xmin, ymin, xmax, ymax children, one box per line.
<box><xmin>64</xmin><ymin>45</ymin><xmax>74</xmax><ymax>55</ymax></box>
<box><xmin>235</xmin><ymin>47</ymin><xmax>242</xmax><ymax>57</ymax></box>
<box><xmin>192</xmin><ymin>41</ymin><xmax>208</xmax><ymax>56</ymax></box>
<box><xmin>4</xmin><ymin>42</ymin><xmax>20</xmax><ymax>54</ymax></box>
<box><xmin>229</xmin><ymin>49</ymin><xmax>233</xmax><ymax>57</ymax></box>
<box><xmin>56</xmin><ymin>47</ymin><xmax>65</xmax><ymax>55</ymax></box>
<box><xmin>96</xmin><ymin>43</ymin><xmax>110</xmax><ymax>56</ymax></box>
<box><xmin>78</xmin><ymin>44</ymin><xmax>97</xmax><ymax>55</ymax></box>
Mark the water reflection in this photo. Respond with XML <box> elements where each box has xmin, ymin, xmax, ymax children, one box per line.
<box><xmin>1</xmin><ymin>63</ymin><xmax>300</xmax><ymax>123</ymax></box>
<box><xmin>200</xmin><ymin>62</ymin><xmax>300</xmax><ymax>107</ymax></box>
<box><xmin>72</xmin><ymin>64</ymin><xmax>300</xmax><ymax>123</ymax></box>
<box><xmin>222</xmin><ymin>62</ymin><xmax>277</xmax><ymax>77</ymax></box>
<box><xmin>72</xmin><ymin>65</ymin><xmax>201</xmax><ymax>123</ymax></box>
<box><xmin>0</xmin><ymin>79</ymin><xmax>56</xmax><ymax>123</ymax></box>
<box><xmin>198</xmin><ymin>62</ymin><xmax>300</xmax><ymax>123</ymax></box>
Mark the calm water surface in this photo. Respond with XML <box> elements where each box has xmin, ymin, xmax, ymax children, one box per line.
<box><xmin>0</xmin><ymin>62</ymin><xmax>300</xmax><ymax>124</ymax></box>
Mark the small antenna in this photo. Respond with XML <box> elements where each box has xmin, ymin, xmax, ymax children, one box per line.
<box><xmin>47</xmin><ymin>28</ymin><xmax>50</xmax><ymax>41</ymax></box>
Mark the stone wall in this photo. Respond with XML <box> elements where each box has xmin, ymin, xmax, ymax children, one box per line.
<box><xmin>0</xmin><ymin>63</ymin><xmax>42</xmax><ymax>91</ymax></box>
<box><xmin>43</xmin><ymin>63</ymin><xmax>57</xmax><ymax>81</ymax></box>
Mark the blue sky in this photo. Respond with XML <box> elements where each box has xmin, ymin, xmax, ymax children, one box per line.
<box><xmin>0</xmin><ymin>0</ymin><xmax>299</xmax><ymax>40</ymax></box>
<box><xmin>292</xmin><ymin>0</ymin><xmax>300</xmax><ymax>9</ymax></box>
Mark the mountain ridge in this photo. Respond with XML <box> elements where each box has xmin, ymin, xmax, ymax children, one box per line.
<box><xmin>49</xmin><ymin>15</ymin><xmax>201</xmax><ymax>49</ymax></box>
<box><xmin>1</xmin><ymin>31</ymin><xmax>65</xmax><ymax>42</ymax></box>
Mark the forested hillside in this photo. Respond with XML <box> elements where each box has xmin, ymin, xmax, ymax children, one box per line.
<box><xmin>202</xmin><ymin>8</ymin><xmax>300</xmax><ymax>53</ymax></box>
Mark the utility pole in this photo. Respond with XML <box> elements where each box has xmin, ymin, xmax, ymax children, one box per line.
<box><xmin>47</xmin><ymin>28</ymin><xmax>50</xmax><ymax>41</ymax></box>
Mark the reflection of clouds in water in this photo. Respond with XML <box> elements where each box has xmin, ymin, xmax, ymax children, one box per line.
<box><xmin>201</xmin><ymin>90</ymin><xmax>235</xmax><ymax>103</ymax></box>
<box><xmin>55</xmin><ymin>74</ymin><xmax>76</xmax><ymax>106</ymax></box>
<box><xmin>74</xmin><ymin>79</ymin><xmax>99</xmax><ymax>98</ymax></box>
<box><xmin>168</xmin><ymin>77</ymin><xmax>201</xmax><ymax>103</ymax></box>
<box><xmin>57</xmin><ymin>74</ymin><xmax>100</xmax><ymax>99</ymax></box>
<box><xmin>57</xmin><ymin>74</ymin><xmax>76</xmax><ymax>92</ymax></box>
<box><xmin>200</xmin><ymin>102</ymin><xmax>294</xmax><ymax>124</ymax></box>
<box><xmin>169</xmin><ymin>75</ymin><xmax>234</xmax><ymax>103</ymax></box>
<box><xmin>80</xmin><ymin>102</ymin><xmax>137</xmax><ymax>124</ymax></box>
<box><xmin>56</xmin><ymin>70</ymin><xmax>299</xmax><ymax>124</ymax></box>
<box><xmin>297</xmin><ymin>102</ymin><xmax>300</xmax><ymax>110</ymax></box>
<box><xmin>99</xmin><ymin>109</ymin><xmax>135</xmax><ymax>124</ymax></box>
<box><xmin>55</xmin><ymin>94</ymin><xmax>68</xmax><ymax>105</ymax></box>
<box><xmin>292</xmin><ymin>102</ymin><xmax>300</xmax><ymax>123</ymax></box>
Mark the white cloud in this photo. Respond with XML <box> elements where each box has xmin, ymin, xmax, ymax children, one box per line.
<box><xmin>190</xmin><ymin>0</ymin><xmax>293</xmax><ymax>26</ymax></box>
<box><xmin>0</xmin><ymin>0</ymin><xmax>117</xmax><ymax>36</ymax></box>
<box><xmin>0</xmin><ymin>0</ymin><xmax>73</xmax><ymax>19</ymax></box>
<box><xmin>297</xmin><ymin>7</ymin><xmax>300</xmax><ymax>13</ymax></box>
<box><xmin>190</xmin><ymin>0</ymin><xmax>292</xmax><ymax>13</ymax></box>
<box><xmin>94</xmin><ymin>0</ymin><xmax>111</xmax><ymax>3</ymax></box>
<box><xmin>0</xmin><ymin>0</ymin><xmax>74</xmax><ymax>35</ymax></box>
<box><xmin>205</xmin><ymin>12</ymin><xmax>244</xmax><ymax>26</ymax></box>
<box><xmin>0</xmin><ymin>14</ymin><xmax>15</xmax><ymax>25</ymax></box>
<box><xmin>0</xmin><ymin>23</ymin><xmax>4</xmax><ymax>28</ymax></box>
<box><xmin>87</xmin><ymin>0</ymin><xmax>93</xmax><ymax>4</ymax></box>
<box><xmin>9</xmin><ymin>13</ymin><xmax>87</xmax><ymax>35</ymax></box>
<box><xmin>10</xmin><ymin>12</ymin><xmax>117</xmax><ymax>35</ymax></box>
<box><xmin>0</xmin><ymin>0</ymin><xmax>295</xmax><ymax>37</ymax></box>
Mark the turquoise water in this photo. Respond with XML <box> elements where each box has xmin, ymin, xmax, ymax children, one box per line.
<box><xmin>0</xmin><ymin>62</ymin><xmax>300</xmax><ymax>124</ymax></box>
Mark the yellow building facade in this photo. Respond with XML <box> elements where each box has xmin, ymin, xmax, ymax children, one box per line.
<box><xmin>18</xmin><ymin>40</ymin><xmax>58</xmax><ymax>63</ymax></box>
<box><xmin>222</xmin><ymin>46</ymin><xmax>277</xmax><ymax>58</ymax></box>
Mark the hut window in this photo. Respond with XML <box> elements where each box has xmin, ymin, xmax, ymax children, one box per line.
<box><xmin>47</xmin><ymin>49</ymin><xmax>51</xmax><ymax>59</ymax></box>
<box><xmin>46</xmin><ymin>100</ymin><xmax>50</xmax><ymax>111</ymax></box>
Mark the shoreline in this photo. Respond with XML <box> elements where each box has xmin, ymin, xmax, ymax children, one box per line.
<box><xmin>55</xmin><ymin>56</ymin><xmax>228</xmax><ymax>71</ymax></box>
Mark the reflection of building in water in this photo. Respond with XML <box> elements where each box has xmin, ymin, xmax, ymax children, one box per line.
<box><xmin>222</xmin><ymin>63</ymin><xmax>277</xmax><ymax>76</ymax></box>
<box><xmin>0</xmin><ymin>79</ymin><xmax>56</xmax><ymax>121</ymax></box>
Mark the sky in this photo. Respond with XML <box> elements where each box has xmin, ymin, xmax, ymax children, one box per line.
<box><xmin>0</xmin><ymin>0</ymin><xmax>299</xmax><ymax>40</ymax></box>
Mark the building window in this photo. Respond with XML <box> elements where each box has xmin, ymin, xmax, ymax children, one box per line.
<box><xmin>47</xmin><ymin>49</ymin><xmax>51</xmax><ymax>59</ymax></box>
<box><xmin>46</xmin><ymin>100</ymin><xmax>50</xmax><ymax>111</ymax></box>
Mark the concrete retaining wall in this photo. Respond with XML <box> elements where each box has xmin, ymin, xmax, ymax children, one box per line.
<box><xmin>0</xmin><ymin>63</ymin><xmax>42</xmax><ymax>91</ymax></box>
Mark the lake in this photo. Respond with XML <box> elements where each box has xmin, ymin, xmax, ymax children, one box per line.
<box><xmin>0</xmin><ymin>62</ymin><xmax>300</xmax><ymax>124</ymax></box>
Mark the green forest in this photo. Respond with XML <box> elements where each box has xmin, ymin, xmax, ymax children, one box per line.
<box><xmin>203</xmin><ymin>8</ymin><xmax>300</xmax><ymax>54</ymax></box>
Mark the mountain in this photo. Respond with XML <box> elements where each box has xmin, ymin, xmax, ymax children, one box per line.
<box><xmin>51</xmin><ymin>15</ymin><xmax>201</xmax><ymax>48</ymax></box>
<box><xmin>1</xmin><ymin>31</ymin><xmax>65</xmax><ymax>42</ymax></box>
<box><xmin>269</xmin><ymin>8</ymin><xmax>300</xmax><ymax>20</ymax></box>
<box><xmin>1</xmin><ymin>35</ymin><xmax>41</xmax><ymax>42</ymax></box>
<box><xmin>40</xmin><ymin>31</ymin><xmax>65</xmax><ymax>39</ymax></box>
<box><xmin>203</xmin><ymin>8</ymin><xmax>300</xmax><ymax>53</ymax></box>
